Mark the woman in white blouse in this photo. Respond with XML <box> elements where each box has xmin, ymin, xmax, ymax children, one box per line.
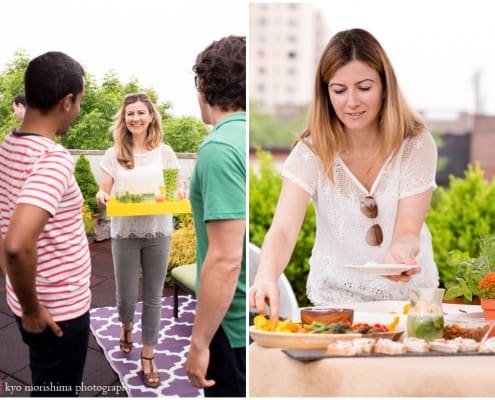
<box><xmin>96</xmin><ymin>92</ymin><xmax>180</xmax><ymax>387</ymax></box>
<box><xmin>249</xmin><ymin>28</ymin><xmax>439</xmax><ymax>321</ymax></box>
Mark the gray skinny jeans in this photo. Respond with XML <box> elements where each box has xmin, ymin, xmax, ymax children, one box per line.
<box><xmin>111</xmin><ymin>236</ymin><xmax>171</xmax><ymax>346</ymax></box>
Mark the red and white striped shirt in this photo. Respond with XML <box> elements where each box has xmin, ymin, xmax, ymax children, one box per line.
<box><xmin>0</xmin><ymin>131</ymin><xmax>91</xmax><ymax>322</ymax></box>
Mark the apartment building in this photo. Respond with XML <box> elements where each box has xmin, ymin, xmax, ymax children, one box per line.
<box><xmin>249</xmin><ymin>2</ymin><xmax>329</xmax><ymax>117</ymax></box>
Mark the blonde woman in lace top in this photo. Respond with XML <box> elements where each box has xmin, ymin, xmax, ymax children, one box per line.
<box><xmin>96</xmin><ymin>92</ymin><xmax>180</xmax><ymax>388</ymax></box>
<box><xmin>249</xmin><ymin>28</ymin><xmax>439</xmax><ymax>321</ymax></box>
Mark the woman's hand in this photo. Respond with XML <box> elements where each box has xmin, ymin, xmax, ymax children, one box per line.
<box><xmin>383</xmin><ymin>241</ymin><xmax>421</xmax><ymax>282</ymax></box>
<box><xmin>177</xmin><ymin>189</ymin><xmax>187</xmax><ymax>200</ymax></box>
<box><xmin>177</xmin><ymin>178</ymin><xmax>188</xmax><ymax>200</ymax></box>
<box><xmin>383</xmin><ymin>190</ymin><xmax>432</xmax><ymax>282</ymax></box>
<box><xmin>96</xmin><ymin>190</ymin><xmax>109</xmax><ymax>209</ymax></box>
<box><xmin>249</xmin><ymin>280</ymin><xmax>280</xmax><ymax>323</ymax></box>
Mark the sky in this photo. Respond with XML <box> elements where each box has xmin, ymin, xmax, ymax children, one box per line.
<box><xmin>310</xmin><ymin>0</ymin><xmax>495</xmax><ymax>117</ymax></box>
<box><xmin>0</xmin><ymin>0</ymin><xmax>247</xmax><ymax>119</ymax></box>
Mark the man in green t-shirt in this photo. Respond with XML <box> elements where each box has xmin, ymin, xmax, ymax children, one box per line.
<box><xmin>185</xmin><ymin>35</ymin><xmax>246</xmax><ymax>397</ymax></box>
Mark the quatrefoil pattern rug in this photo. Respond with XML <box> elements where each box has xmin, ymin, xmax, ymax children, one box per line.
<box><xmin>90</xmin><ymin>295</ymin><xmax>203</xmax><ymax>397</ymax></box>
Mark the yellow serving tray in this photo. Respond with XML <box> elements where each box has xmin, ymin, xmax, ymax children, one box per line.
<box><xmin>106</xmin><ymin>196</ymin><xmax>191</xmax><ymax>216</ymax></box>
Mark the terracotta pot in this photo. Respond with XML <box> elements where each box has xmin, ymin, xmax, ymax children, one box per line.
<box><xmin>480</xmin><ymin>298</ymin><xmax>495</xmax><ymax>320</ymax></box>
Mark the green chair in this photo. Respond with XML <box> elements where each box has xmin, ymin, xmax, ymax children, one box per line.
<box><xmin>171</xmin><ymin>263</ymin><xmax>196</xmax><ymax>318</ymax></box>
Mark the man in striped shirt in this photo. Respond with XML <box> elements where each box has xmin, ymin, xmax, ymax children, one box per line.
<box><xmin>0</xmin><ymin>51</ymin><xmax>90</xmax><ymax>397</ymax></box>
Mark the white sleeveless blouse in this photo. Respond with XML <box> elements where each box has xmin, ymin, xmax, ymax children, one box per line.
<box><xmin>282</xmin><ymin>131</ymin><xmax>439</xmax><ymax>305</ymax></box>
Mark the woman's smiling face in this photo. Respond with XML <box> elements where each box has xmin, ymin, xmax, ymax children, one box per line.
<box><xmin>124</xmin><ymin>101</ymin><xmax>153</xmax><ymax>136</ymax></box>
<box><xmin>328</xmin><ymin>60</ymin><xmax>384</xmax><ymax>134</ymax></box>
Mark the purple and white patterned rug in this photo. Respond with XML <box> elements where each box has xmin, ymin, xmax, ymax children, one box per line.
<box><xmin>90</xmin><ymin>295</ymin><xmax>203</xmax><ymax>397</ymax></box>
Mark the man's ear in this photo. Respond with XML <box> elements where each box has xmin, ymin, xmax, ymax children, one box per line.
<box><xmin>60</xmin><ymin>93</ymin><xmax>74</xmax><ymax>112</ymax></box>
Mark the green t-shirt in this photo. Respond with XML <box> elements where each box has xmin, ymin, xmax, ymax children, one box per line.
<box><xmin>189</xmin><ymin>111</ymin><xmax>246</xmax><ymax>348</ymax></box>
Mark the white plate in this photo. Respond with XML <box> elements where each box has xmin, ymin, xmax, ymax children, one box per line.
<box><xmin>344</xmin><ymin>263</ymin><xmax>416</xmax><ymax>275</ymax></box>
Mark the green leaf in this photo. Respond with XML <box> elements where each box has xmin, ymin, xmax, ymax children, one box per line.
<box><xmin>444</xmin><ymin>287</ymin><xmax>464</xmax><ymax>300</ymax></box>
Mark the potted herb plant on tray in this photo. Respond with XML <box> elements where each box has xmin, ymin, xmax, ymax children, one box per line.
<box><xmin>444</xmin><ymin>236</ymin><xmax>495</xmax><ymax>304</ymax></box>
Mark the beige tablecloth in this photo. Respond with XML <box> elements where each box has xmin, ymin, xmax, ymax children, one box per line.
<box><xmin>249</xmin><ymin>343</ymin><xmax>495</xmax><ymax>397</ymax></box>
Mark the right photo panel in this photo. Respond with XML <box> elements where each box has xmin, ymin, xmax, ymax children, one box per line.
<box><xmin>248</xmin><ymin>1</ymin><xmax>495</xmax><ymax>397</ymax></box>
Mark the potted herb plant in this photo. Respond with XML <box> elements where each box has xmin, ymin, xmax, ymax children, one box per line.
<box><xmin>443</xmin><ymin>250</ymin><xmax>481</xmax><ymax>304</ymax></box>
<box><xmin>443</xmin><ymin>236</ymin><xmax>495</xmax><ymax>304</ymax></box>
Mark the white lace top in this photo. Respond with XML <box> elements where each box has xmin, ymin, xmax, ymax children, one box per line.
<box><xmin>100</xmin><ymin>144</ymin><xmax>180</xmax><ymax>239</ymax></box>
<box><xmin>282</xmin><ymin>131</ymin><xmax>439</xmax><ymax>305</ymax></box>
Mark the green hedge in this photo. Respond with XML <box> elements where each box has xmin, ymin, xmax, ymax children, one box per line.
<box><xmin>74</xmin><ymin>154</ymin><xmax>99</xmax><ymax>214</ymax></box>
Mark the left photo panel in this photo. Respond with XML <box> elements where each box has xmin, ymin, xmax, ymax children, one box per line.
<box><xmin>0</xmin><ymin>0</ymin><xmax>247</xmax><ymax>397</ymax></box>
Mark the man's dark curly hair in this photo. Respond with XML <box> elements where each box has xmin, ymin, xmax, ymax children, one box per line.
<box><xmin>193</xmin><ymin>35</ymin><xmax>246</xmax><ymax>111</ymax></box>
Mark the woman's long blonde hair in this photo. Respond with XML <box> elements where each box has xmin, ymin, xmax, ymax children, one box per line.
<box><xmin>297</xmin><ymin>28</ymin><xmax>426</xmax><ymax>182</ymax></box>
<box><xmin>110</xmin><ymin>92</ymin><xmax>163</xmax><ymax>169</ymax></box>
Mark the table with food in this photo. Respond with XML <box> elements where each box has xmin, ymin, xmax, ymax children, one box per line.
<box><xmin>249</xmin><ymin>292</ymin><xmax>495</xmax><ymax>397</ymax></box>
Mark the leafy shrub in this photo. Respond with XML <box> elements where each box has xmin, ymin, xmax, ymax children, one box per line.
<box><xmin>249</xmin><ymin>149</ymin><xmax>314</xmax><ymax>306</ymax></box>
<box><xmin>74</xmin><ymin>154</ymin><xmax>99</xmax><ymax>214</ymax></box>
<box><xmin>63</xmin><ymin>109</ymin><xmax>113</xmax><ymax>150</ymax></box>
<box><xmin>249</xmin><ymin>150</ymin><xmax>283</xmax><ymax>246</ymax></box>
<box><xmin>81</xmin><ymin>203</ymin><xmax>97</xmax><ymax>235</ymax></box>
<box><xmin>426</xmin><ymin>164</ymin><xmax>495</xmax><ymax>287</ymax></box>
<box><xmin>166</xmin><ymin>214</ymin><xmax>196</xmax><ymax>285</ymax></box>
<box><xmin>0</xmin><ymin>50</ymin><xmax>29</xmax><ymax>141</ymax></box>
<box><xmin>163</xmin><ymin>116</ymin><xmax>209</xmax><ymax>153</ymax></box>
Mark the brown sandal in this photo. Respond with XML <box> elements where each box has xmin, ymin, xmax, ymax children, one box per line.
<box><xmin>141</xmin><ymin>351</ymin><xmax>160</xmax><ymax>388</ymax></box>
<box><xmin>119</xmin><ymin>324</ymin><xmax>133</xmax><ymax>354</ymax></box>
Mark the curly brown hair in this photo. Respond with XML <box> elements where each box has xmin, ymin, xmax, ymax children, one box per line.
<box><xmin>193</xmin><ymin>35</ymin><xmax>246</xmax><ymax>111</ymax></box>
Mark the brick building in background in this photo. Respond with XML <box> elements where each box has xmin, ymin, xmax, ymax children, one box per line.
<box><xmin>427</xmin><ymin>111</ymin><xmax>495</xmax><ymax>185</ymax></box>
<box><xmin>470</xmin><ymin>114</ymin><xmax>495</xmax><ymax>180</ymax></box>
